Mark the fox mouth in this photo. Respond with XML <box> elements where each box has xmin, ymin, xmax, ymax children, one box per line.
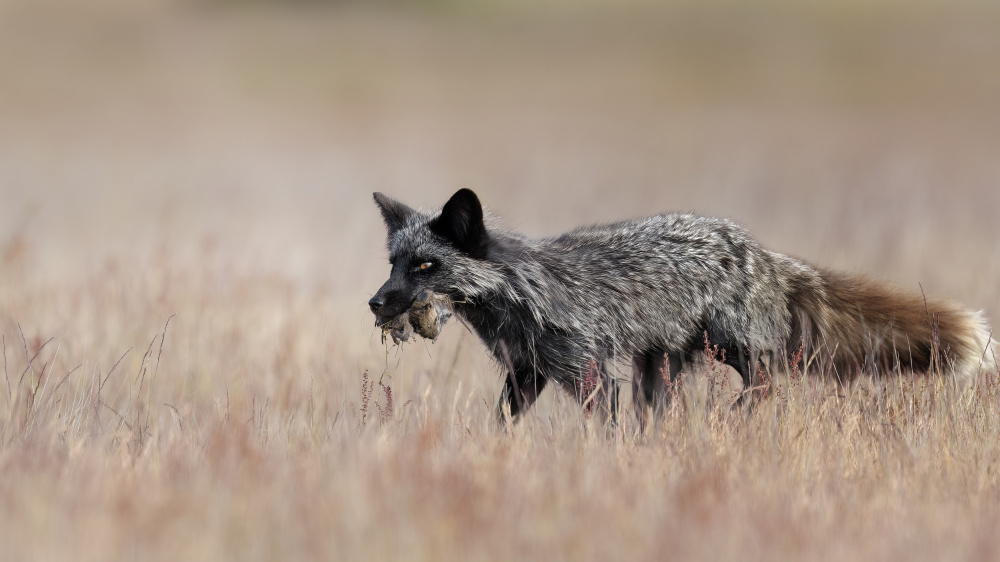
<box><xmin>377</xmin><ymin>291</ymin><xmax>454</xmax><ymax>345</ymax></box>
<box><xmin>373</xmin><ymin>305</ymin><xmax>414</xmax><ymax>329</ymax></box>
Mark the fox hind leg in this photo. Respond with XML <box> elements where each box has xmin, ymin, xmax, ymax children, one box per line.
<box><xmin>574</xmin><ymin>358</ymin><xmax>619</xmax><ymax>424</ymax></box>
<box><xmin>632</xmin><ymin>350</ymin><xmax>684</xmax><ymax>431</ymax></box>
<box><xmin>720</xmin><ymin>345</ymin><xmax>767</xmax><ymax>408</ymax></box>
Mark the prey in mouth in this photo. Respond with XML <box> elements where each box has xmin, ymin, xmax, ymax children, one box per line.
<box><xmin>379</xmin><ymin>290</ymin><xmax>454</xmax><ymax>345</ymax></box>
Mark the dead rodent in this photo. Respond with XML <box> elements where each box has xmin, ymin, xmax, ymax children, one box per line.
<box><xmin>382</xmin><ymin>291</ymin><xmax>453</xmax><ymax>345</ymax></box>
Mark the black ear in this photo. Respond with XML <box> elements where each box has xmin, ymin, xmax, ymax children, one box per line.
<box><xmin>373</xmin><ymin>192</ymin><xmax>416</xmax><ymax>234</ymax></box>
<box><xmin>430</xmin><ymin>189</ymin><xmax>488</xmax><ymax>258</ymax></box>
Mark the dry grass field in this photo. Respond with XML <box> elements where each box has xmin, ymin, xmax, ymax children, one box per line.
<box><xmin>2</xmin><ymin>0</ymin><xmax>1000</xmax><ymax>559</ymax></box>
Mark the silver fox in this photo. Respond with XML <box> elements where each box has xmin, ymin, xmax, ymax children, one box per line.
<box><xmin>369</xmin><ymin>189</ymin><xmax>996</xmax><ymax>423</ymax></box>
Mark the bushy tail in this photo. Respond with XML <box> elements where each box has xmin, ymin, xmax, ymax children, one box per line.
<box><xmin>789</xmin><ymin>269</ymin><xmax>996</xmax><ymax>383</ymax></box>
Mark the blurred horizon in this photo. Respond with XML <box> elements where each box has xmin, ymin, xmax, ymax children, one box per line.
<box><xmin>2</xmin><ymin>0</ymin><xmax>998</xmax><ymax>308</ymax></box>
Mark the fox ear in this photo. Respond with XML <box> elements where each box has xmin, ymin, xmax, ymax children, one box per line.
<box><xmin>373</xmin><ymin>192</ymin><xmax>415</xmax><ymax>234</ymax></box>
<box><xmin>430</xmin><ymin>189</ymin><xmax>488</xmax><ymax>258</ymax></box>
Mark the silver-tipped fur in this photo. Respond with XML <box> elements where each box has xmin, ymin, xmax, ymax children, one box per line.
<box><xmin>369</xmin><ymin>189</ymin><xmax>996</xmax><ymax>423</ymax></box>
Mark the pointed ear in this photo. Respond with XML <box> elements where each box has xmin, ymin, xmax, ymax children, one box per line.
<box><xmin>373</xmin><ymin>192</ymin><xmax>415</xmax><ymax>234</ymax></box>
<box><xmin>430</xmin><ymin>189</ymin><xmax>488</xmax><ymax>258</ymax></box>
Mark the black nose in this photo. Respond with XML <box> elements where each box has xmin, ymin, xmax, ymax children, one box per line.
<box><xmin>368</xmin><ymin>296</ymin><xmax>384</xmax><ymax>314</ymax></box>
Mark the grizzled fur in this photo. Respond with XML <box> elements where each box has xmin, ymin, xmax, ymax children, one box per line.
<box><xmin>369</xmin><ymin>189</ymin><xmax>996</xmax><ymax>424</ymax></box>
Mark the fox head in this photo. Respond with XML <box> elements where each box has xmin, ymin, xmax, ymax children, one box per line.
<box><xmin>369</xmin><ymin>189</ymin><xmax>491</xmax><ymax>327</ymax></box>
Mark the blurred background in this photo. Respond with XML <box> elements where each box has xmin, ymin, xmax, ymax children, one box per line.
<box><xmin>1</xmin><ymin>0</ymin><xmax>999</xmax><ymax>401</ymax></box>
<box><xmin>3</xmin><ymin>3</ymin><xmax>1000</xmax><ymax>557</ymax></box>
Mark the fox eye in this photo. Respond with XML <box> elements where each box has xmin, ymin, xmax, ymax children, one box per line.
<box><xmin>414</xmin><ymin>261</ymin><xmax>435</xmax><ymax>272</ymax></box>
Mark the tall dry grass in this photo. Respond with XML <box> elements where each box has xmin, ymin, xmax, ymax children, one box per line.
<box><xmin>2</xmin><ymin>0</ymin><xmax>1000</xmax><ymax>559</ymax></box>
<box><xmin>2</xmin><ymin>265</ymin><xmax>1000</xmax><ymax>561</ymax></box>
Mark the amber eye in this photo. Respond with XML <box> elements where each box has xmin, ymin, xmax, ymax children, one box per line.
<box><xmin>416</xmin><ymin>261</ymin><xmax>434</xmax><ymax>272</ymax></box>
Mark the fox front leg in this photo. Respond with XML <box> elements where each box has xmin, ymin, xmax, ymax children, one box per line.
<box><xmin>495</xmin><ymin>368</ymin><xmax>548</xmax><ymax>425</ymax></box>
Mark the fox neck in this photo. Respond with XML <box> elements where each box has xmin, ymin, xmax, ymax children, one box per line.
<box><xmin>454</xmin><ymin>292</ymin><xmax>537</xmax><ymax>359</ymax></box>
<box><xmin>452</xmin><ymin>278</ymin><xmax>546</xmax><ymax>371</ymax></box>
